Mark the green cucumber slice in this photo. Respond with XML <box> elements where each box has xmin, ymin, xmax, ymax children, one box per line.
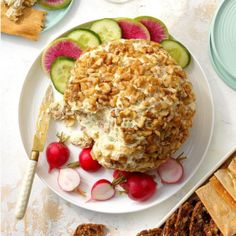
<box><xmin>50</xmin><ymin>56</ymin><xmax>75</xmax><ymax>94</ymax></box>
<box><xmin>67</xmin><ymin>29</ymin><xmax>101</xmax><ymax>49</ymax></box>
<box><xmin>161</xmin><ymin>40</ymin><xmax>191</xmax><ymax>68</ymax></box>
<box><xmin>90</xmin><ymin>19</ymin><xmax>122</xmax><ymax>42</ymax></box>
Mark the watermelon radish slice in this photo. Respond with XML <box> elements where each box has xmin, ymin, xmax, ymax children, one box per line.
<box><xmin>38</xmin><ymin>0</ymin><xmax>72</xmax><ymax>10</ymax></box>
<box><xmin>42</xmin><ymin>38</ymin><xmax>83</xmax><ymax>74</ymax></box>
<box><xmin>117</xmin><ymin>18</ymin><xmax>150</xmax><ymax>40</ymax></box>
<box><xmin>135</xmin><ymin>16</ymin><xmax>169</xmax><ymax>43</ymax></box>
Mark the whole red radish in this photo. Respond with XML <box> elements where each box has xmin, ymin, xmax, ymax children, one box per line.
<box><xmin>113</xmin><ymin>170</ymin><xmax>132</xmax><ymax>189</ymax></box>
<box><xmin>79</xmin><ymin>148</ymin><xmax>101</xmax><ymax>172</ymax></box>
<box><xmin>126</xmin><ymin>173</ymin><xmax>157</xmax><ymax>201</ymax></box>
<box><xmin>91</xmin><ymin>179</ymin><xmax>115</xmax><ymax>201</ymax></box>
<box><xmin>113</xmin><ymin>170</ymin><xmax>132</xmax><ymax>179</ymax></box>
<box><xmin>46</xmin><ymin>133</ymin><xmax>70</xmax><ymax>172</ymax></box>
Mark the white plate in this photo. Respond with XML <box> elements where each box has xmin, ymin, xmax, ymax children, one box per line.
<box><xmin>18</xmin><ymin>27</ymin><xmax>214</xmax><ymax>214</ymax></box>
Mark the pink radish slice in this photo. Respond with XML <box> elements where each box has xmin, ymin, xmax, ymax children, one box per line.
<box><xmin>42</xmin><ymin>38</ymin><xmax>83</xmax><ymax>73</ymax></box>
<box><xmin>135</xmin><ymin>17</ymin><xmax>169</xmax><ymax>43</ymax></box>
<box><xmin>157</xmin><ymin>158</ymin><xmax>183</xmax><ymax>184</ymax></box>
<box><xmin>57</xmin><ymin>168</ymin><xmax>80</xmax><ymax>192</ymax></box>
<box><xmin>117</xmin><ymin>19</ymin><xmax>150</xmax><ymax>40</ymax></box>
<box><xmin>91</xmin><ymin>179</ymin><xmax>115</xmax><ymax>201</ymax></box>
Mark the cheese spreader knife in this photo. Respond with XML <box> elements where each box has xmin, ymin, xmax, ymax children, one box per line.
<box><xmin>15</xmin><ymin>85</ymin><xmax>53</xmax><ymax>220</ymax></box>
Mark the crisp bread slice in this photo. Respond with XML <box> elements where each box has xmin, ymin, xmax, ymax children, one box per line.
<box><xmin>228</xmin><ymin>157</ymin><xmax>236</xmax><ymax>177</ymax></box>
<box><xmin>209</xmin><ymin>176</ymin><xmax>236</xmax><ymax>211</ymax></box>
<box><xmin>214</xmin><ymin>169</ymin><xmax>236</xmax><ymax>201</ymax></box>
<box><xmin>196</xmin><ymin>182</ymin><xmax>236</xmax><ymax>236</ymax></box>
<box><xmin>1</xmin><ymin>3</ymin><xmax>46</xmax><ymax>40</ymax></box>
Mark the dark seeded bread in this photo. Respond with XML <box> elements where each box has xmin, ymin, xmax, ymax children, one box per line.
<box><xmin>174</xmin><ymin>201</ymin><xmax>193</xmax><ymax>236</ymax></box>
<box><xmin>189</xmin><ymin>201</ymin><xmax>211</xmax><ymax>236</ymax></box>
<box><xmin>204</xmin><ymin>219</ymin><xmax>223</xmax><ymax>236</ymax></box>
<box><xmin>162</xmin><ymin>211</ymin><xmax>177</xmax><ymax>236</ymax></box>
<box><xmin>136</xmin><ymin>196</ymin><xmax>224</xmax><ymax>236</ymax></box>
<box><xmin>136</xmin><ymin>228</ymin><xmax>162</xmax><ymax>236</ymax></box>
<box><xmin>73</xmin><ymin>223</ymin><xmax>106</xmax><ymax>236</ymax></box>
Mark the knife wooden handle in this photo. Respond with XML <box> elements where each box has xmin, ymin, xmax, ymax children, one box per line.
<box><xmin>15</xmin><ymin>159</ymin><xmax>37</xmax><ymax>220</ymax></box>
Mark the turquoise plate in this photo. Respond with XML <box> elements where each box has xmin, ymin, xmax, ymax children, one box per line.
<box><xmin>211</xmin><ymin>0</ymin><xmax>236</xmax><ymax>79</ymax></box>
<box><xmin>209</xmin><ymin>35</ymin><xmax>236</xmax><ymax>90</ymax></box>
<box><xmin>35</xmin><ymin>0</ymin><xmax>74</xmax><ymax>31</ymax></box>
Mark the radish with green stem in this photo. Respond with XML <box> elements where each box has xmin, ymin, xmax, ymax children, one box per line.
<box><xmin>46</xmin><ymin>133</ymin><xmax>70</xmax><ymax>172</ymax></box>
<box><xmin>113</xmin><ymin>170</ymin><xmax>132</xmax><ymax>189</ymax></box>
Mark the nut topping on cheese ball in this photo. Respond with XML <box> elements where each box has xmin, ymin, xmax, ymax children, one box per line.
<box><xmin>62</xmin><ymin>39</ymin><xmax>195</xmax><ymax>172</ymax></box>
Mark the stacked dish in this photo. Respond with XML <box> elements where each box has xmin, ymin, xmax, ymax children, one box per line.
<box><xmin>209</xmin><ymin>0</ymin><xmax>236</xmax><ymax>90</ymax></box>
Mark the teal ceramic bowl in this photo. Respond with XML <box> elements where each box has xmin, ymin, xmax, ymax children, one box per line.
<box><xmin>210</xmin><ymin>0</ymin><xmax>236</xmax><ymax>79</ymax></box>
<box><xmin>209</xmin><ymin>35</ymin><xmax>236</xmax><ymax>90</ymax></box>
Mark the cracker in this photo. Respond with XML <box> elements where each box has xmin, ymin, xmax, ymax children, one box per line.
<box><xmin>1</xmin><ymin>3</ymin><xmax>46</xmax><ymax>40</ymax></box>
<box><xmin>210</xmin><ymin>176</ymin><xmax>236</xmax><ymax>210</ymax></box>
<box><xmin>214</xmin><ymin>169</ymin><xmax>236</xmax><ymax>201</ymax></box>
<box><xmin>228</xmin><ymin>157</ymin><xmax>236</xmax><ymax>177</ymax></box>
<box><xmin>196</xmin><ymin>182</ymin><xmax>236</xmax><ymax>236</ymax></box>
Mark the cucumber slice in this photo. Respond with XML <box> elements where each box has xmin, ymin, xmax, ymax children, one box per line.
<box><xmin>90</xmin><ymin>19</ymin><xmax>122</xmax><ymax>43</ymax></box>
<box><xmin>161</xmin><ymin>40</ymin><xmax>191</xmax><ymax>68</ymax></box>
<box><xmin>50</xmin><ymin>57</ymin><xmax>75</xmax><ymax>94</ymax></box>
<box><xmin>67</xmin><ymin>29</ymin><xmax>101</xmax><ymax>49</ymax></box>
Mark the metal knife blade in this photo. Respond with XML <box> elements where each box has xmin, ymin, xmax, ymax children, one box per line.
<box><xmin>32</xmin><ymin>85</ymin><xmax>53</xmax><ymax>152</ymax></box>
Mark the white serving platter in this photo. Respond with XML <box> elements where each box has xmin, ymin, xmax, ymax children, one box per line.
<box><xmin>18</xmin><ymin>22</ymin><xmax>214</xmax><ymax>214</ymax></box>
